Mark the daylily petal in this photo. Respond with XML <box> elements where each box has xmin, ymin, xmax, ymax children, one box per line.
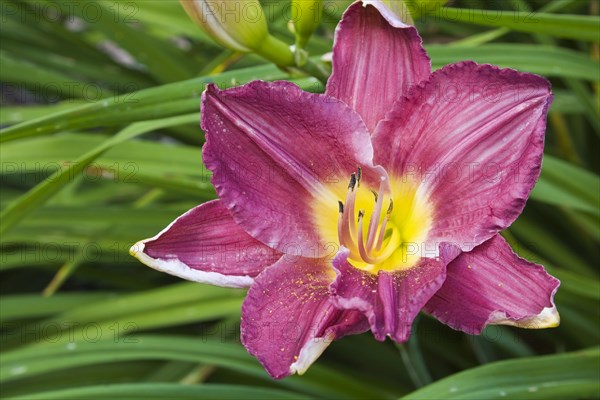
<box><xmin>202</xmin><ymin>80</ymin><xmax>376</xmax><ymax>257</ymax></box>
<box><xmin>424</xmin><ymin>234</ymin><xmax>560</xmax><ymax>334</ymax></box>
<box><xmin>326</xmin><ymin>1</ymin><xmax>431</xmax><ymax>132</ymax></box>
<box><xmin>372</xmin><ymin>61</ymin><xmax>552</xmax><ymax>251</ymax></box>
<box><xmin>241</xmin><ymin>256</ymin><xmax>368</xmax><ymax>379</ymax></box>
<box><xmin>331</xmin><ymin>248</ymin><xmax>451</xmax><ymax>342</ymax></box>
<box><xmin>130</xmin><ymin>200</ymin><xmax>281</xmax><ymax>288</ymax></box>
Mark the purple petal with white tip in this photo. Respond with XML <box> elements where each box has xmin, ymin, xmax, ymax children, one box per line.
<box><xmin>424</xmin><ymin>234</ymin><xmax>560</xmax><ymax>334</ymax></box>
<box><xmin>131</xmin><ymin>200</ymin><xmax>281</xmax><ymax>288</ymax></box>
<box><xmin>241</xmin><ymin>256</ymin><xmax>368</xmax><ymax>379</ymax></box>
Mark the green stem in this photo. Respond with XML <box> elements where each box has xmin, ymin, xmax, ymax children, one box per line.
<box><xmin>395</xmin><ymin>317</ymin><xmax>433</xmax><ymax>389</ymax></box>
<box><xmin>255</xmin><ymin>35</ymin><xmax>295</xmax><ymax>67</ymax></box>
<box><xmin>256</xmin><ymin>31</ymin><xmax>330</xmax><ymax>84</ymax></box>
<box><xmin>297</xmin><ymin>58</ymin><xmax>330</xmax><ymax>85</ymax></box>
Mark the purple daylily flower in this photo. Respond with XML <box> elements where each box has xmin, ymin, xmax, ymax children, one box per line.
<box><xmin>131</xmin><ymin>0</ymin><xmax>560</xmax><ymax>379</ymax></box>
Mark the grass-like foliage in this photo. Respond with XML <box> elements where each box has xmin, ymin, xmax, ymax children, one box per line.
<box><xmin>1</xmin><ymin>0</ymin><xmax>598</xmax><ymax>398</ymax></box>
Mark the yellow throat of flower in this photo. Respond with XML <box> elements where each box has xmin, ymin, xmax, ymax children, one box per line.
<box><xmin>313</xmin><ymin>168</ymin><xmax>433</xmax><ymax>273</ymax></box>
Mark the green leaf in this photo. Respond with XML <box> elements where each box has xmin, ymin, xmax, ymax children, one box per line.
<box><xmin>1</xmin><ymin>335</ymin><xmax>385</xmax><ymax>399</ymax></box>
<box><xmin>43</xmin><ymin>0</ymin><xmax>194</xmax><ymax>83</ymax></box>
<box><xmin>427</xmin><ymin>44</ymin><xmax>600</xmax><ymax>82</ymax></box>
<box><xmin>402</xmin><ymin>347</ymin><xmax>600</xmax><ymax>399</ymax></box>
<box><xmin>0</xmin><ymin>114</ymin><xmax>197</xmax><ymax>236</ymax></box>
<box><xmin>4</xmin><ymin>383</ymin><xmax>313</xmax><ymax>400</ymax></box>
<box><xmin>0</xmin><ymin>51</ymin><xmax>107</xmax><ymax>98</ymax></box>
<box><xmin>434</xmin><ymin>8</ymin><xmax>600</xmax><ymax>42</ymax></box>
<box><xmin>0</xmin><ymin>64</ymin><xmax>287</xmax><ymax>143</ymax></box>
<box><xmin>2</xmin><ymin>133</ymin><xmax>208</xmax><ymax>181</ymax></box>
<box><xmin>0</xmin><ymin>293</ymin><xmax>114</xmax><ymax>323</ymax></box>
<box><xmin>0</xmin><ymin>282</ymin><xmax>244</xmax><ymax>349</ymax></box>
<box><xmin>532</xmin><ymin>155</ymin><xmax>600</xmax><ymax>215</ymax></box>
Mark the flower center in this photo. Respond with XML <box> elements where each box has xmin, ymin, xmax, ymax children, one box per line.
<box><xmin>337</xmin><ymin>168</ymin><xmax>399</xmax><ymax>266</ymax></box>
<box><xmin>312</xmin><ymin>168</ymin><xmax>433</xmax><ymax>273</ymax></box>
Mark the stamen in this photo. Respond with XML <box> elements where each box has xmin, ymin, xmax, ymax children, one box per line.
<box><xmin>348</xmin><ymin>173</ymin><xmax>357</xmax><ymax>191</ymax></box>
<box><xmin>337</xmin><ymin>201</ymin><xmax>344</xmax><ymax>246</ymax></box>
<box><xmin>375</xmin><ymin>216</ymin><xmax>389</xmax><ymax>251</ymax></box>
<box><xmin>373</xmin><ymin>227</ymin><xmax>401</xmax><ymax>262</ymax></box>
<box><xmin>336</xmin><ymin>171</ymin><xmax>399</xmax><ymax>267</ymax></box>
<box><xmin>340</xmin><ymin>181</ymin><xmax>358</xmax><ymax>253</ymax></box>
<box><xmin>344</xmin><ymin>175</ymin><xmax>358</xmax><ymax>237</ymax></box>
<box><xmin>371</xmin><ymin>190</ymin><xmax>378</xmax><ymax>203</ymax></box>
<box><xmin>357</xmin><ymin>210</ymin><xmax>379</xmax><ymax>264</ymax></box>
<box><xmin>366</xmin><ymin>180</ymin><xmax>386</xmax><ymax>251</ymax></box>
<box><xmin>376</xmin><ymin>200</ymin><xmax>394</xmax><ymax>251</ymax></box>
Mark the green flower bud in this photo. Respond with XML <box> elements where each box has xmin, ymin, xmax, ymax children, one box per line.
<box><xmin>180</xmin><ymin>0</ymin><xmax>293</xmax><ymax>66</ymax></box>
<box><xmin>291</xmin><ymin>0</ymin><xmax>323</xmax><ymax>50</ymax></box>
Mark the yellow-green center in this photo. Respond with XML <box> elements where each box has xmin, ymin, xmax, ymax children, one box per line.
<box><xmin>313</xmin><ymin>169</ymin><xmax>432</xmax><ymax>273</ymax></box>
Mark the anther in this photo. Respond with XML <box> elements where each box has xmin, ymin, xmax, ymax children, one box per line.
<box><xmin>387</xmin><ymin>199</ymin><xmax>394</xmax><ymax>215</ymax></box>
<box><xmin>338</xmin><ymin>201</ymin><xmax>344</xmax><ymax>214</ymax></box>
<box><xmin>371</xmin><ymin>190</ymin><xmax>378</xmax><ymax>203</ymax></box>
<box><xmin>348</xmin><ymin>173</ymin><xmax>357</xmax><ymax>191</ymax></box>
<box><xmin>356</xmin><ymin>166</ymin><xmax>362</xmax><ymax>187</ymax></box>
<box><xmin>358</xmin><ymin>209</ymin><xmax>365</xmax><ymax>220</ymax></box>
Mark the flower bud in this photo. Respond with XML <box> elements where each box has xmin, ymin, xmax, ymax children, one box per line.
<box><xmin>180</xmin><ymin>0</ymin><xmax>294</xmax><ymax>66</ymax></box>
<box><xmin>290</xmin><ymin>0</ymin><xmax>323</xmax><ymax>49</ymax></box>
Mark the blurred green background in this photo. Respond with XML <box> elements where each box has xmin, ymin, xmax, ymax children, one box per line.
<box><xmin>1</xmin><ymin>0</ymin><xmax>599</xmax><ymax>399</ymax></box>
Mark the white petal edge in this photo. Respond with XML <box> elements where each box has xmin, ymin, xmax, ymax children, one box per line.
<box><xmin>130</xmin><ymin>240</ymin><xmax>254</xmax><ymax>288</ymax></box>
<box><xmin>488</xmin><ymin>305</ymin><xmax>560</xmax><ymax>329</ymax></box>
<box><xmin>361</xmin><ymin>0</ymin><xmax>413</xmax><ymax>27</ymax></box>
<box><xmin>129</xmin><ymin>206</ymin><xmax>256</xmax><ymax>288</ymax></box>
<box><xmin>289</xmin><ymin>332</ymin><xmax>335</xmax><ymax>376</ymax></box>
